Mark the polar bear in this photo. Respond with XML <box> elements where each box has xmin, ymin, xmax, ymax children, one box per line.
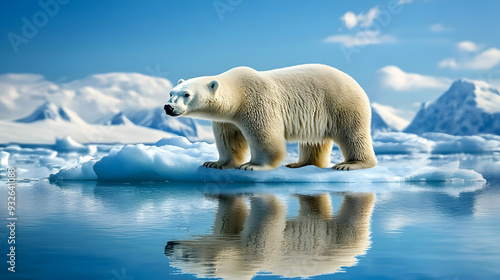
<box><xmin>164</xmin><ymin>64</ymin><xmax>377</xmax><ymax>171</ymax></box>
<box><xmin>165</xmin><ymin>192</ymin><xmax>375</xmax><ymax>279</ymax></box>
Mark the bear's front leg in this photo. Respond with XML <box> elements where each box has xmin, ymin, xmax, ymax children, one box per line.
<box><xmin>236</xmin><ymin>125</ymin><xmax>286</xmax><ymax>171</ymax></box>
<box><xmin>203</xmin><ymin>122</ymin><xmax>248</xmax><ymax>169</ymax></box>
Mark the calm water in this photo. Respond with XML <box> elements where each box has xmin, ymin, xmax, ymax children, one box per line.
<box><xmin>1</xmin><ymin>155</ymin><xmax>500</xmax><ymax>280</ymax></box>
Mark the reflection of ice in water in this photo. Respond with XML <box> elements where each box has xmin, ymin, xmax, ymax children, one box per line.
<box><xmin>165</xmin><ymin>193</ymin><xmax>374</xmax><ymax>279</ymax></box>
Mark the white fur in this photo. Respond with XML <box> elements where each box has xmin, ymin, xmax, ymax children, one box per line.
<box><xmin>166</xmin><ymin>64</ymin><xmax>377</xmax><ymax>171</ymax></box>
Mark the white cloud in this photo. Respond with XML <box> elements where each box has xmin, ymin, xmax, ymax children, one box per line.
<box><xmin>324</xmin><ymin>30</ymin><xmax>396</xmax><ymax>47</ymax></box>
<box><xmin>457</xmin><ymin>41</ymin><xmax>478</xmax><ymax>52</ymax></box>
<box><xmin>439</xmin><ymin>47</ymin><xmax>500</xmax><ymax>70</ymax></box>
<box><xmin>332</xmin><ymin>5</ymin><xmax>403</xmax><ymax>48</ymax></box>
<box><xmin>340</xmin><ymin>12</ymin><xmax>358</xmax><ymax>29</ymax></box>
<box><xmin>430</xmin><ymin>23</ymin><xmax>453</xmax><ymax>32</ymax></box>
<box><xmin>438</xmin><ymin>58</ymin><xmax>458</xmax><ymax>69</ymax></box>
<box><xmin>377</xmin><ymin>66</ymin><xmax>452</xmax><ymax>91</ymax></box>
<box><xmin>340</xmin><ymin>7</ymin><xmax>380</xmax><ymax>29</ymax></box>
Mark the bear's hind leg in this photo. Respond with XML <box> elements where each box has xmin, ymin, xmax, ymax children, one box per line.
<box><xmin>286</xmin><ymin>140</ymin><xmax>333</xmax><ymax>169</ymax></box>
<box><xmin>333</xmin><ymin>133</ymin><xmax>377</xmax><ymax>171</ymax></box>
<box><xmin>203</xmin><ymin>122</ymin><xmax>248</xmax><ymax>169</ymax></box>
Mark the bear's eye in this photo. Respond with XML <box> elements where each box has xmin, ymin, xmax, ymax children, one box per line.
<box><xmin>184</xmin><ymin>93</ymin><xmax>190</xmax><ymax>98</ymax></box>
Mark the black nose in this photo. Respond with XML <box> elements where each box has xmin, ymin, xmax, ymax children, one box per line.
<box><xmin>164</xmin><ymin>104</ymin><xmax>174</xmax><ymax>115</ymax></box>
<box><xmin>165</xmin><ymin>241</ymin><xmax>180</xmax><ymax>255</ymax></box>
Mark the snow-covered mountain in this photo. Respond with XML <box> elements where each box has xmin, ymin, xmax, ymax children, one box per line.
<box><xmin>1</xmin><ymin>102</ymin><xmax>174</xmax><ymax>144</ymax></box>
<box><xmin>0</xmin><ymin>72</ymin><xmax>172</xmax><ymax>123</ymax></box>
<box><xmin>128</xmin><ymin>107</ymin><xmax>214</xmax><ymax>142</ymax></box>
<box><xmin>104</xmin><ymin>112</ymin><xmax>134</xmax><ymax>126</ymax></box>
<box><xmin>405</xmin><ymin>79</ymin><xmax>500</xmax><ymax>135</ymax></box>
<box><xmin>15</xmin><ymin>102</ymin><xmax>85</xmax><ymax>124</ymax></box>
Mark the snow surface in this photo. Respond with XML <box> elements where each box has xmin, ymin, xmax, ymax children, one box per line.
<box><xmin>0</xmin><ymin>119</ymin><xmax>173</xmax><ymax>144</ymax></box>
<box><xmin>405</xmin><ymin>79</ymin><xmax>500</xmax><ymax>135</ymax></box>
<box><xmin>49</xmin><ymin>136</ymin><xmax>485</xmax><ymax>182</ymax></box>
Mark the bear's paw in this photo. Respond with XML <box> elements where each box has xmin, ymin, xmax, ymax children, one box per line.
<box><xmin>236</xmin><ymin>163</ymin><xmax>274</xmax><ymax>171</ymax></box>
<box><xmin>202</xmin><ymin>161</ymin><xmax>236</xmax><ymax>170</ymax></box>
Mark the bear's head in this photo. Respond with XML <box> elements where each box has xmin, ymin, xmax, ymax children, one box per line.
<box><xmin>164</xmin><ymin>78</ymin><xmax>219</xmax><ymax>118</ymax></box>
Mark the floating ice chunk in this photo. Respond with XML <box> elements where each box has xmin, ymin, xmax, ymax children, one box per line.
<box><xmin>423</xmin><ymin>133</ymin><xmax>500</xmax><ymax>153</ymax></box>
<box><xmin>96</xmin><ymin>144</ymin><xmax>123</xmax><ymax>153</ymax></box>
<box><xmin>54</xmin><ymin>136</ymin><xmax>97</xmax><ymax>154</ymax></box>
<box><xmin>155</xmin><ymin>135</ymin><xmax>215</xmax><ymax>152</ymax></box>
<box><xmin>3</xmin><ymin>145</ymin><xmax>22</xmax><ymax>153</ymax></box>
<box><xmin>0</xmin><ymin>151</ymin><xmax>9</xmax><ymax>167</ymax></box>
<box><xmin>93</xmin><ymin>141</ymin><xmax>216</xmax><ymax>181</ymax></box>
<box><xmin>403</xmin><ymin>161</ymin><xmax>484</xmax><ymax>182</ymax></box>
<box><xmin>156</xmin><ymin>136</ymin><xmax>199</xmax><ymax>148</ymax></box>
<box><xmin>2</xmin><ymin>145</ymin><xmax>55</xmax><ymax>155</ymax></box>
<box><xmin>373</xmin><ymin>132</ymin><xmax>434</xmax><ymax>154</ymax></box>
<box><xmin>372</xmin><ymin>132</ymin><xmax>500</xmax><ymax>154</ymax></box>
<box><xmin>49</xmin><ymin>136</ymin><xmax>485</xmax><ymax>183</ymax></box>
<box><xmin>49</xmin><ymin>156</ymin><xmax>98</xmax><ymax>181</ymax></box>
<box><xmin>54</xmin><ymin>135</ymin><xmax>85</xmax><ymax>151</ymax></box>
<box><xmin>39</xmin><ymin>153</ymin><xmax>66</xmax><ymax>168</ymax></box>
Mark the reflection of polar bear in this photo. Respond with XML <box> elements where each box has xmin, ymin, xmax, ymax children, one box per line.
<box><xmin>165</xmin><ymin>193</ymin><xmax>374</xmax><ymax>279</ymax></box>
<box><xmin>164</xmin><ymin>64</ymin><xmax>377</xmax><ymax>171</ymax></box>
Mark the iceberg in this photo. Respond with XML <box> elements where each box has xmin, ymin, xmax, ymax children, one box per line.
<box><xmin>49</xmin><ymin>136</ymin><xmax>485</xmax><ymax>183</ymax></box>
<box><xmin>49</xmin><ymin>156</ymin><xmax>98</xmax><ymax>181</ymax></box>
<box><xmin>54</xmin><ymin>136</ymin><xmax>97</xmax><ymax>154</ymax></box>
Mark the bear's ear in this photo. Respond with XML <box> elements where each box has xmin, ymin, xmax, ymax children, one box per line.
<box><xmin>208</xmin><ymin>80</ymin><xmax>219</xmax><ymax>94</ymax></box>
<box><xmin>177</xmin><ymin>79</ymin><xmax>185</xmax><ymax>85</ymax></box>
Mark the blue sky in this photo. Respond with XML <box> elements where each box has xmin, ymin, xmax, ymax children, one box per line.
<box><xmin>1</xmin><ymin>0</ymin><xmax>500</xmax><ymax>119</ymax></box>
